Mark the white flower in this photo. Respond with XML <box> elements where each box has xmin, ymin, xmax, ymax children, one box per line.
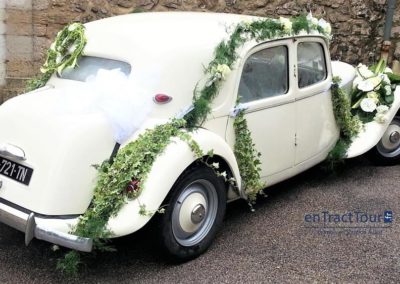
<box><xmin>357</xmin><ymin>80</ymin><xmax>374</xmax><ymax>92</ymax></box>
<box><xmin>357</xmin><ymin>64</ymin><xmax>374</xmax><ymax>78</ymax></box>
<box><xmin>241</xmin><ymin>19</ymin><xmax>252</xmax><ymax>29</ymax></box>
<box><xmin>374</xmin><ymin>113</ymin><xmax>386</xmax><ymax>123</ymax></box>
<box><xmin>68</xmin><ymin>44</ymin><xmax>78</xmax><ymax>54</ymax></box>
<box><xmin>381</xmin><ymin>74</ymin><xmax>390</xmax><ymax>84</ymax></box>
<box><xmin>50</xmin><ymin>42</ymin><xmax>56</xmax><ymax>51</ymax></box>
<box><xmin>357</xmin><ymin>77</ymin><xmax>382</xmax><ymax>92</ymax></box>
<box><xmin>56</xmin><ymin>55</ymin><xmax>63</xmax><ymax>64</ymax></box>
<box><xmin>212</xmin><ymin>64</ymin><xmax>231</xmax><ymax>80</ymax></box>
<box><xmin>212</xmin><ymin>162</ymin><xmax>220</xmax><ymax>169</ymax></box>
<box><xmin>384</xmin><ymin>85</ymin><xmax>392</xmax><ymax>95</ymax></box>
<box><xmin>279</xmin><ymin>17</ymin><xmax>292</xmax><ymax>33</ymax></box>
<box><xmin>68</xmin><ymin>23</ymin><xmax>80</xmax><ymax>32</ymax></box>
<box><xmin>376</xmin><ymin>105</ymin><xmax>389</xmax><ymax>114</ymax></box>
<box><xmin>352</xmin><ymin>76</ymin><xmax>362</xmax><ymax>88</ymax></box>
<box><xmin>360</xmin><ymin>98</ymin><xmax>377</xmax><ymax>112</ymax></box>
<box><xmin>318</xmin><ymin>18</ymin><xmax>331</xmax><ymax>34</ymax></box>
<box><xmin>385</xmin><ymin>67</ymin><xmax>393</xmax><ymax>73</ymax></box>
<box><xmin>307</xmin><ymin>12</ymin><xmax>319</xmax><ymax>26</ymax></box>
<box><xmin>297</xmin><ymin>29</ymin><xmax>308</xmax><ymax>36</ymax></box>
<box><xmin>366</xmin><ymin>91</ymin><xmax>379</xmax><ymax>104</ymax></box>
<box><xmin>220</xmin><ymin>171</ymin><xmax>227</xmax><ymax>178</ymax></box>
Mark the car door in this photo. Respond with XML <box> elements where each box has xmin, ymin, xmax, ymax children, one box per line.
<box><xmin>227</xmin><ymin>40</ymin><xmax>296</xmax><ymax>181</ymax></box>
<box><xmin>294</xmin><ymin>38</ymin><xmax>338</xmax><ymax>165</ymax></box>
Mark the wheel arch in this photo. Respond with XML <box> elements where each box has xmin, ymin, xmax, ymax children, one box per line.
<box><xmin>106</xmin><ymin>128</ymin><xmax>241</xmax><ymax>237</ymax></box>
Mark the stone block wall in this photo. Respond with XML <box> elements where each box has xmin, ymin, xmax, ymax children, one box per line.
<box><xmin>0</xmin><ymin>0</ymin><xmax>399</xmax><ymax>103</ymax></box>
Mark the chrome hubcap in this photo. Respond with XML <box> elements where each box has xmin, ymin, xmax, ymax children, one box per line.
<box><xmin>172</xmin><ymin>179</ymin><xmax>218</xmax><ymax>247</ymax></box>
<box><xmin>377</xmin><ymin>119</ymin><xmax>400</xmax><ymax>158</ymax></box>
<box><xmin>389</xmin><ymin>131</ymin><xmax>400</xmax><ymax>144</ymax></box>
<box><xmin>191</xmin><ymin>204</ymin><xmax>206</xmax><ymax>224</ymax></box>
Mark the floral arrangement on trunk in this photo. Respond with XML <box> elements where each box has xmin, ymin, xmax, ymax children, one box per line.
<box><xmin>351</xmin><ymin>59</ymin><xmax>398</xmax><ymax>123</ymax></box>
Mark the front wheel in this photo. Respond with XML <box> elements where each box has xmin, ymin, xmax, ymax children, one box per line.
<box><xmin>157</xmin><ymin>165</ymin><xmax>226</xmax><ymax>261</ymax></box>
<box><xmin>367</xmin><ymin>116</ymin><xmax>400</xmax><ymax>165</ymax></box>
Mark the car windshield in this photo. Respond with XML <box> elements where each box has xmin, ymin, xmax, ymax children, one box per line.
<box><xmin>59</xmin><ymin>56</ymin><xmax>131</xmax><ymax>82</ymax></box>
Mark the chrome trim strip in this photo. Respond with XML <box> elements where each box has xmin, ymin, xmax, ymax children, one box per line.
<box><xmin>295</xmin><ymin>87</ymin><xmax>331</xmax><ymax>102</ymax></box>
<box><xmin>0</xmin><ymin>201</ymin><xmax>92</xmax><ymax>252</ymax></box>
<box><xmin>243</xmin><ymin>99</ymin><xmax>296</xmax><ymax>114</ymax></box>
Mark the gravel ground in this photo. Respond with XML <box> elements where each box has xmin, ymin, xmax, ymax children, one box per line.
<box><xmin>1</xmin><ymin>156</ymin><xmax>399</xmax><ymax>283</ymax></box>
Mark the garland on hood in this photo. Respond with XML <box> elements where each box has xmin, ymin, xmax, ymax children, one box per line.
<box><xmin>29</xmin><ymin>14</ymin><xmax>334</xmax><ymax>275</ymax></box>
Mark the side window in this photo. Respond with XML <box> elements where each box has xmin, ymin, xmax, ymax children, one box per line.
<box><xmin>297</xmin><ymin>42</ymin><xmax>327</xmax><ymax>88</ymax></box>
<box><xmin>238</xmin><ymin>46</ymin><xmax>288</xmax><ymax>103</ymax></box>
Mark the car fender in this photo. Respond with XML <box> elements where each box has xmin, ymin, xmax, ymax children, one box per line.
<box><xmin>106</xmin><ymin>128</ymin><xmax>241</xmax><ymax>237</ymax></box>
<box><xmin>346</xmin><ymin>87</ymin><xmax>400</xmax><ymax>158</ymax></box>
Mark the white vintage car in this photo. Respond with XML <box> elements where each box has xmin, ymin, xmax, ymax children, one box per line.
<box><xmin>0</xmin><ymin>12</ymin><xmax>399</xmax><ymax>260</ymax></box>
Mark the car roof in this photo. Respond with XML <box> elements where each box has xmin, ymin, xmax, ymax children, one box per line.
<box><xmin>83</xmin><ymin>12</ymin><xmax>260</xmax><ymax>62</ymax></box>
<box><xmin>81</xmin><ymin>12</ymin><xmax>327</xmax><ymax>119</ymax></box>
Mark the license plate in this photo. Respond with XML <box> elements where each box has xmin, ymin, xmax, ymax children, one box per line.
<box><xmin>0</xmin><ymin>156</ymin><xmax>33</xmax><ymax>186</ymax></box>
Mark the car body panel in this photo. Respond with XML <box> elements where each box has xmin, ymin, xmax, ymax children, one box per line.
<box><xmin>0</xmin><ymin>89</ymin><xmax>115</xmax><ymax>215</ymax></box>
<box><xmin>0</xmin><ymin>12</ymin><xmax>399</xmax><ymax>250</ymax></box>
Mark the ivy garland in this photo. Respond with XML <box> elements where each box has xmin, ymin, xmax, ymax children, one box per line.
<box><xmin>233</xmin><ymin>110</ymin><xmax>264</xmax><ymax>202</ymax></box>
<box><xmin>26</xmin><ymin>23</ymin><xmax>87</xmax><ymax>91</ymax></box>
<box><xmin>29</xmin><ymin>15</ymin><xmax>333</xmax><ymax>275</ymax></box>
<box><xmin>327</xmin><ymin>77</ymin><xmax>362</xmax><ymax>165</ymax></box>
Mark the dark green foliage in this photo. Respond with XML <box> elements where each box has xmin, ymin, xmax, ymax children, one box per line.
<box><xmin>325</xmin><ymin>139</ymin><xmax>351</xmax><ymax>170</ymax></box>
<box><xmin>328</xmin><ymin>77</ymin><xmax>361</xmax><ymax>164</ymax></box>
<box><xmin>233</xmin><ymin>111</ymin><xmax>265</xmax><ymax>201</ymax></box>
<box><xmin>387</xmin><ymin>72</ymin><xmax>400</xmax><ymax>84</ymax></box>
<box><xmin>331</xmin><ymin>77</ymin><xmax>361</xmax><ymax>139</ymax></box>
<box><xmin>26</xmin><ymin>72</ymin><xmax>53</xmax><ymax>92</ymax></box>
<box><xmin>291</xmin><ymin>15</ymin><xmax>310</xmax><ymax>34</ymax></box>
<box><xmin>185</xmin><ymin>84</ymin><xmax>219</xmax><ymax>128</ymax></box>
<box><xmin>250</xmin><ymin>19</ymin><xmax>285</xmax><ymax>40</ymax></box>
<box><xmin>57</xmin><ymin>251</ymin><xmax>82</xmax><ymax>277</ymax></box>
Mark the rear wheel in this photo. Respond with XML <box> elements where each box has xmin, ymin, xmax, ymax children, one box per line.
<box><xmin>367</xmin><ymin>116</ymin><xmax>400</xmax><ymax>165</ymax></box>
<box><xmin>157</xmin><ymin>165</ymin><xmax>226</xmax><ymax>261</ymax></box>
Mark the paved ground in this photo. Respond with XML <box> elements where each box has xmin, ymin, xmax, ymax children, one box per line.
<box><xmin>1</xmin><ymin>156</ymin><xmax>400</xmax><ymax>283</ymax></box>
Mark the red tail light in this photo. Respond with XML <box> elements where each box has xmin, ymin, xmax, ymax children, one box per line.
<box><xmin>154</xmin><ymin>94</ymin><xmax>172</xmax><ymax>104</ymax></box>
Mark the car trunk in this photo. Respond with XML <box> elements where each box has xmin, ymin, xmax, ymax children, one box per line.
<box><xmin>0</xmin><ymin>88</ymin><xmax>115</xmax><ymax>215</ymax></box>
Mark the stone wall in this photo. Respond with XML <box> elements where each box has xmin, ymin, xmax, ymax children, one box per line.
<box><xmin>0</xmin><ymin>0</ymin><xmax>399</xmax><ymax>103</ymax></box>
<box><xmin>0</xmin><ymin>2</ymin><xmax>6</xmax><ymax>88</ymax></box>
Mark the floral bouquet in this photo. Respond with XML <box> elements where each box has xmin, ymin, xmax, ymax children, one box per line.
<box><xmin>351</xmin><ymin>59</ymin><xmax>400</xmax><ymax>123</ymax></box>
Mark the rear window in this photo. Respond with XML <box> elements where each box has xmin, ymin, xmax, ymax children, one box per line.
<box><xmin>59</xmin><ymin>56</ymin><xmax>131</xmax><ymax>82</ymax></box>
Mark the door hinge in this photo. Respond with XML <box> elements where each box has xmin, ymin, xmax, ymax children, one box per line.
<box><xmin>295</xmin><ymin>134</ymin><xmax>298</xmax><ymax>147</ymax></box>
